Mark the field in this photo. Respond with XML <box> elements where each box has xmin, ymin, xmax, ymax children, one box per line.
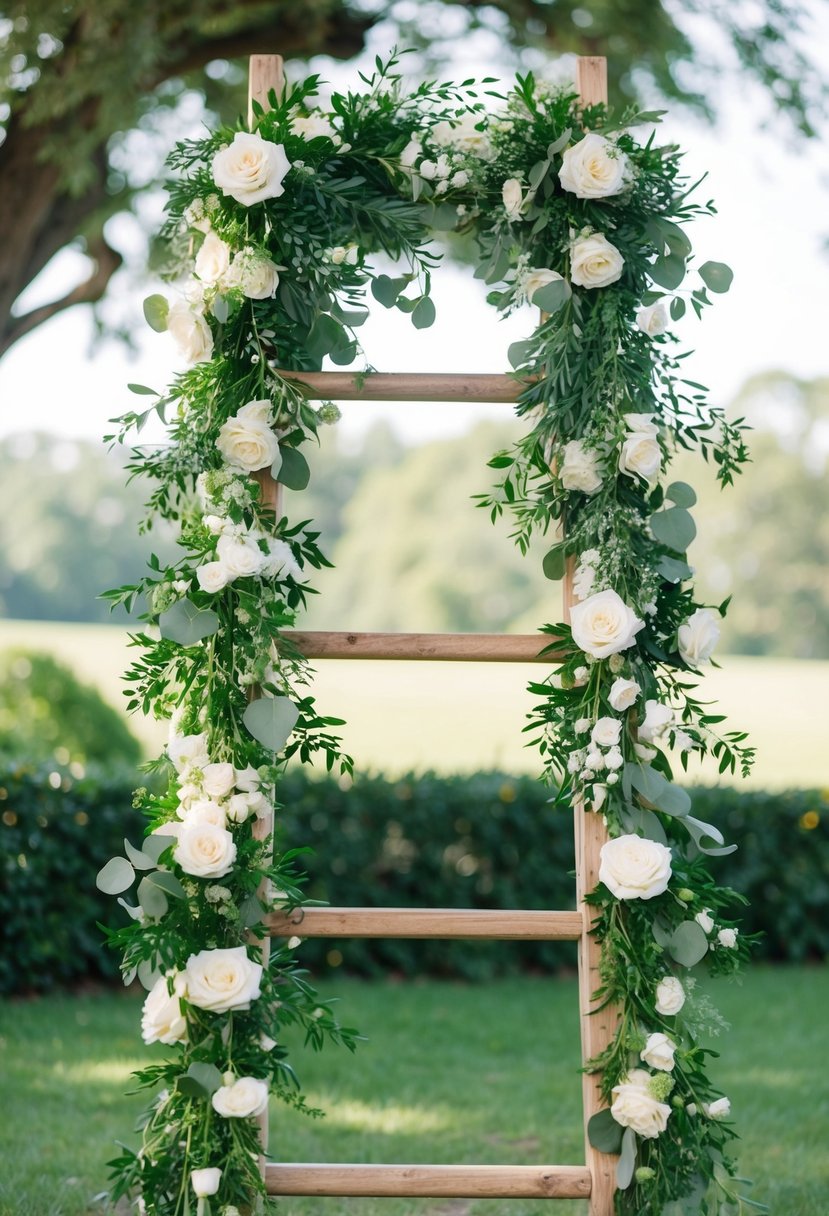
<box><xmin>1</xmin><ymin>618</ymin><xmax>827</xmax><ymax>788</ymax></box>
<box><xmin>1</xmin><ymin>968</ymin><xmax>827</xmax><ymax>1216</ymax></box>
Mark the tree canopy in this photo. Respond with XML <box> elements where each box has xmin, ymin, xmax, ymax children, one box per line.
<box><xmin>1</xmin><ymin>0</ymin><xmax>825</xmax><ymax>357</ymax></box>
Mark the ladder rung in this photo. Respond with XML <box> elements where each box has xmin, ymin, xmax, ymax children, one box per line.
<box><xmin>278</xmin><ymin>371</ymin><xmax>529</xmax><ymax>402</ymax></box>
<box><xmin>265</xmin><ymin>1163</ymin><xmax>592</xmax><ymax>1198</ymax></box>
<box><xmin>280</xmin><ymin>630</ymin><xmax>564</xmax><ymax>663</ymax></box>
<box><xmin>267</xmin><ymin>907</ymin><xmax>583</xmax><ymax>940</ymax></box>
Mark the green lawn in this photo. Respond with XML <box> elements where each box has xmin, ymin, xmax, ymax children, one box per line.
<box><xmin>1</xmin><ymin>969</ymin><xmax>827</xmax><ymax>1216</ymax></box>
<box><xmin>1</xmin><ymin>618</ymin><xmax>827</xmax><ymax>789</ymax></box>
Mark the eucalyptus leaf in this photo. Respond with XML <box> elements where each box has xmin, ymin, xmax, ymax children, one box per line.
<box><xmin>147</xmin><ymin>870</ymin><xmax>186</xmax><ymax>899</ymax></box>
<box><xmin>240</xmin><ymin>892</ymin><xmax>266</xmax><ymax>928</ymax></box>
<box><xmin>186</xmin><ymin>1061</ymin><xmax>223</xmax><ymax>1096</ymax></box>
<box><xmin>542</xmin><ymin>545</ymin><xmax>566</xmax><ymax>581</ymax></box>
<box><xmin>269</xmin><ymin>448</ymin><xmax>283</xmax><ymax>480</ymax></box>
<box><xmin>123</xmin><ymin>839</ymin><xmax>155</xmax><ymax>871</ymax></box>
<box><xmin>699</xmin><ymin>261</ymin><xmax>734</xmax><ymax>293</ymax></box>
<box><xmin>649</xmin><ymin>253</ymin><xmax>686</xmax><ymax>291</ymax></box>
<box><xmin>527</xmin><ymin>159</ymin><xmax>550</xmax><ymax>190</ymax></box>
<box><xmin>666</xmin><ymin>481</ymin><xmax>697</xmax><ymax>508</ymax></box>
<box><xmin>620</xmin><ymin>803</ymin><xmax>668</xmax><ymax>844</ymax></box>
<box><xmin>507</xmin><ymin>340</ymin><xmax>533</xmax><ymax>370</ymax></box>
<box><xmin>669</xmin><ymin>920</ymin><xmax>709</xmax><ymax>968</ymax></box>
<box><xmin>142</xmin><ymin>834</ymin><xmax>176</xmax><ymax>863</ymax></box>
<box><xmin>424</xmin><ymin>201</ymin><xmax>459</xmax><ymax>231</ymax></box>
<box><xmin>277</xmin><ymin>446</ymin><xmax>311</xmax><ymax>491</ymax></box>
<box><xmin>243</xmin><ymin>695</ymin><xmax>299</xmax><ymax>752</ymax></box>
<box><xmin>127</xmin><ymin>383</ymin><xmax>159</xmax><ymax>396</ymax></box>
<box><xmin>532</xmin><ymin>278</ymin><xmax>570</xmax><ymax>314</ymax></box>
<box><xmin>211</xmin><ymin>295</ymin><xmax>229</xmax><ymax>324</ymax></box>
<box><xmin>546</xmin><ymin>129</ymin><xmax>571</xmax><ymax>157</ymax></box>
<box><xmin>651</xmin><ymin>917</ymin><xmax>673</xmax><ymax>948</ymax></box>
<box><xmin>329</xmin><ymin>342</ymin><xmax>358</xmax><ymax>366</ymax></box>
<box><xmin>628</xmin><ymin>763</ymin><xmax>691</xmax><ymax>817</ymax></box>
<box><xmin>143</xmin><ymin>294</ymin><xmax>169</xmax><ymax>333</ymax></box>
<box><xmin>306</xmin><ymin>314</ymin><xmax>346</xmax><ymax>358</ymax></box>
<box><xmin>159</xmin><ymin>599</ymin><xmax>220</xmax><ymax>647</ymax></box>
<box><xmin>657</xmin><ymin>555</ymin><xmax>693</xmax><ymax>584</ymax></box>
<box><xmin>683</xmin><ymin>815</ymin><xmax>738</xmax><ymax>857</ymax></box>
<box><xmin>650</xmin><ymin>507</ymin><xmax>696</xmax><ymax>554</ymax></box>
<box><xmin>587</xmin><ymin>1108</ymin><xmax>623</xmax><ymax>1154</ymax></box>
<box><xmin>331</xmin><ymin>303</ymin><xmax>369</xmax><ymax>328</ymax></box>
<box><xmin>616</xmin><ymin>1127</ymin><xmax>637</xmax><ymax>1189</ymax></box>
<box><xmin>670</xmin><ymin>296</ymin><xmax>686</xmax><ymax>321</ymax></box>
<box><xmin>137</xmin><ymin>959</ymin><xmax>163</xmax><ymax>991</ymax></box>
<box><xmin>412</xmin><ymin>296</ymin><xmax>437</xmax><ymax>330</ymax></box>
<box><xmin>371</xmin><ymin>275</ymin><xmax>406</xmax><ymax>307</ymax></box>
<box><xmin>137</xmin><ymin>874</ymin><xmax>168</xmax><ymax>920</ymax></box>
<box><xmin>117</xmin><ymin>897</ymin><xmax>144</xmax><ymax>922</ymax></box>
<box><xmin>96</xmin><ymin>856</ymin><xmax>135</xmax><ymax>895</ymax></box>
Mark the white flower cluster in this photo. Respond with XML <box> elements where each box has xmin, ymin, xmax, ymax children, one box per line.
<box><xmin>400</xmin><ymin>111</ymin><xmax>490</xmax><ymax>196</ymax></box>
<box><xmin>196</xmin><ymin>524</ymin><xmax>300</xmax><ymax>595</ymax></box>
<box><xmin>194</xmin><ymin>233</ymin><xmax>281</xmax><ymax>302</ymax></box>
<box><xmin>141</xmin><ymin>944</ymin><xmax>264</xmax><ymax>1044</ymax></box>
<box><xmin>695</xmin><ymin>907</ymin><xmax>739</xmax><ymax>949</ymax></box>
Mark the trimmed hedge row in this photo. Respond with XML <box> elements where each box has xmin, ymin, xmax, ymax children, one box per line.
<box><xmin>2</xmin><ymin>762</ymin><xmax>827</xmax><ymax>994</ymax></box>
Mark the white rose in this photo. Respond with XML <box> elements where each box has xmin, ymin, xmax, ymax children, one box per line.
<box><xmin>419</xmin><ymin>159</ymin><xmax>437</xmax><ymax>180</ymax></box>
<box><xmin>201</xmin><ymin>762</ymin><xmax>236</xmax><ymax>798</ymax></box>
<box><xmin>619</xmin><ymin>432</ymin><xmax>662</xmax><ymax>484</ymax></box>
<box><xmin>717</xmin><ymin>928</ymin><xmax>738</xmax><ymax>949</ymax></box>
<box><xmin>184</xmin><ymin>799</ymin><xmax>227</xmax><ymax>828</ymax></box>
<box><xmin>523</xmin><ymin>267</ymin><xmax>565</xmax><ymax>305</ymax></box>
<box><xmin>502</xmin><ymin>177</ymin><xmax>524</xmax><ymax>218</ymax></box>
<box><xmin>639</xmin><ymin>699</ymin><xmax>673</xmax><ymax>742</ymax></box>
<box><xmin>570</xmin><ymin>232</ymin><xmax>624</xmax><ymax>289</ymax></box>
<box><xmin>211</xmin><ymin>1076</ymin><xmax>269</xmax><ymax>1119</ymax></box>
<box><xmin>599</xmin><ymin>834</ymin><xmax>672</xmax><ymax>900</ymax></box>
<box><xmin>572</xmin><ymin>559</ymin><xmax>596</xmax><ymax>601</ymax></box>
<box><xmin>610</xmin><ymin>1069</ymin><xmax>671</xmax><ymax>1139</ymax></box>
<box><xmin>184</xmin><ymin>946</ymin><xmax>263</xmax><ymax>1013</ymax></box>
<box><xmin>570</xmin><ymin>589</ymin><xmax>645</xmax><ymax>659</ymax></box>
<box><xmin>450</xmin><ymin>170</ymin><xmax>469</xmax><ymax>188</ymax></box>
<box><xmin>196</xmin><ymin>561</ymin><xmax>231</xmax><ymax>594</ymax></box>
<box><xmin>191</xmin><ymin>1168</ymin><xmax>222</xmax><ymax>1198</ymax></box>
<box><xmin>292</xmin><ymin>113</ymin><xmax>337</xmax><ymax>141</ymax></box>
<box><xmin>212</xmin><ymin>131</ymin><xmax>291</xmax><ymax>206</ymax></box>
<box><xmin>141</xmin><ymin>973</ymin><xmax>188</xmax><ymax>1045</ymax></box>
<box><xmin>560</xmin><ymin>439</ymin><xmax>601</xmax><ymax>494</ymax></box>
<box><xmin>432</xmin><ymin>112</ymin><xmax>492</xmax><ymax>156</ymax></box>
<box><xmin>227</xmin><ymin>250</ymin><xmax>279</xmax><ymax>299</ymax></box>
<box><xmin>655</xmin><ymin>975</ymin><xmax>685</xmax><ymax>1016</ymax></box>
<box><xmin>705</xmin><ymin>1097</ymin><xmax>732</xmax><ymax>1119</ymax></box>
<box><xmin>585</xmin><ymin>750</ymin><xmax>605</xmax><ymax>772</ymax></box>
<box><xmin>168</xmin><ymin>731</ymin><xmax>209</xmax><ymax>772</ymax></box>
<box><xmin>329</xmin><ymin>245</ymin><xmax>358</xmax><ymax>265</ymax></box>
<box><xmin>634</xmin><ymin>741</ymin><xmax>657</xmax><ymax>762</ymax></box>
<box><xmin>261</xmin><ymin>536</ymin><xmax>302</xmax><ymax>581</ymax></box>
<box><xmin>591</xmin><ymin>783</ymin><xmax>608</xmax><ymax>812</ymax></box>
<box><xmin>174</xmin><ymin>821</ymin><xmax>237</xmax><ymax>879</ymax></box>
<box><xmin>674</xmin><ymin>729</ymin><xmax>695</xmax><ymax>752</ymax></box>
<box><xmin>195</xmin><ymin>232</ymin><xmax>231</xmax><ymax>285</ymax></box>
<box><xmin>167</xmin><ymin>300</ymin><xmax>214</xmax><ymax>364</ymax></box>
<box><xmin>216</xmin><ymin>403</ymin><xmax>279</xmax><ymax>473</ymax></box>
<box><xmin>604</xmin><ymin>746</ymin><xmax>624</xmax><ymax>771</ymax></box>
<box><xmin>608</xmin><ymin>677</ymin><xmax>640</xmax><ymax>711</ymax></box>
<box><xmin>559</xmin><ymin>134</ymin><xmax>628</xmax><ymax>199</ymax></box>
<box><xmin>226</xmin><ymin>792</ymin><xmax>256</xmax><ymax>824</ymax></box>
<box><xmin>216</xmin><ymin>533</ymin><xmax>265</xmax><ymax>580</ymax></box>
<box><xmin>591</xmin><ymin>717</ymin><xmax>622</xmax><ymax>748</ymax></box>
<box><xmin>623</xmin><ymin>412</ymin><xmax>659</xmax><ymax>435</ymax></box>
<box><xmin>636</xmin><ymin>301</ymin><xmax>669</xmax><ymax>336</ymax></box>
<box><xmin>678</xmin><ymin>608</ymin><xmax>720</xmax><ymax>667</ymax></box>
<box><xmin>640</xmin><ymin>1032</ymin><xmax>677</xmax><ymax>1072</ymax></box>
<box><xmin>695</xmin><ymin>909</ymin><xmax>715</xmax><ymax>934</ymax></box>
<box><xmin>235</xmin><ymin>765</ymin><xmax>262</xmax><ymax>792</ymax></box>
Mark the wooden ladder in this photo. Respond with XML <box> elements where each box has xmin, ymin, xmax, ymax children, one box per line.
<box><xmin>249</xmin><ymin>52</ymin><xmax>617</xmax><ymax>1215</ymax></box>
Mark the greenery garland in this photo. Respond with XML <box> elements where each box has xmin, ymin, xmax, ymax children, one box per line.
<box><xmin>98</xmin><ymin>51</ymin><xmax>764</xmax><ymax>1216</ymax></box>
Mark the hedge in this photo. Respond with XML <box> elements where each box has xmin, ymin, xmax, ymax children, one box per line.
<box><xmin>2</xmin><ymin>762</ymin><xmax>827</xmax><ymax>994</ymax></box>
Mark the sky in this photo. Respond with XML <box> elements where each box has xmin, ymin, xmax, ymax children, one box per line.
<box><xmin>1</xmin><ymin>12</ymin><xmax>828</xmax><ymax>449</ymax></box>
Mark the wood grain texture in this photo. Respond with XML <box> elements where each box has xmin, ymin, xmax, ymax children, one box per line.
<box><xmin>280</xmin><ymin>629</ymin><xmax>566</xmax><ymax>663</ymax></box>
<box><xmin>266</xmin><ymin>906</ymin><xmax>583</xmax><ymax>940</ymax></box>
<box><xmin>575</xmin><ymin>57</ymin><xmax>609</xmax><ymax>108</ymax></box>
<box><xmin>265</xmin><ymin>1163</ymin><xmax>592</xmax><ymax>1198</ymax></box>
<box><xmin>248</xmin><ymin>54</ymin><xmax>284</xmax><ymax>118</ymax></box>
<box><xmin>274</xmin><ymin>370</ymin><xmax>529</xmax><ymax>401</ymax></box>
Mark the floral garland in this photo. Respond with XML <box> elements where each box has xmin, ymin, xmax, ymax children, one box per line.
<box><xmin>98</xmin><ymin>51</ymin><xmax>762</xmax><ymax>1216</ymax></box>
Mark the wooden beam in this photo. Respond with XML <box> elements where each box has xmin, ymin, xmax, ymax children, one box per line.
<box><xmin>266</xmin><ymin>907</ymin><xmax>583</xmax><ymax>940</ymax></box>
<box><xmin>280</xmin><ymin>630</ymin><xmax>565</xmax><ymax>663</ymax></box>
<box><xmin>265</xmin><ymin>1163</ymin><xmax>592</xmax><ymax>1198</ymax></box>
<box><xmin>274</xmin><ymin>370</ymin><xmax>528</xmax><ymax>402</ymax></box>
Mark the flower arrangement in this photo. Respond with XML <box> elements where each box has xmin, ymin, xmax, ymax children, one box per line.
<box><xmin>98</xmin><ymin>51</ymin><xmax>761</xmax><ymax>1216</ymax></box>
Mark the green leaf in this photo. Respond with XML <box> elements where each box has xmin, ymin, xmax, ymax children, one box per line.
<box><xmin>277</xmin><ymin>447</ymin><xmax>311</xmax><ymax>491</ymax></box>
<box><xmin>211</xmin><ymin>295</ymin><xmax>229</xmax><ymax>324</ymax></box>
<box><xmin>668</xmin><ymin>920</ymin><xmax>709</xmax><ymax>967</ymax></box>
<box><xmin>412</xmin><ymin>296</ymin><xmax>437</xmax><ymax>330</ymax></box>
<box><xmin>621</xmin><ymin>803</ymin><xmax>668</xmax><ymax>844</ymax></box>
<box><xmin>123</xmin><ymin>839</ymin><xmax>155</xmax><ymax>871</ymax></box>
<box><xmin>269</xmin><ymin>448</ymin><xmax>283</xmax><ymax>480</ymax></box>
<box><xmin>666</xmin><ymin>481</ymin><xmax>697</xmax><ymax>508</ymax></box>
<box><xmin>143</xmin><ymin>294</ymin><xmax>169</xmax><ymax>333</ymax></box>
<box><xmin>240</xmin><ymin>893</ymin><xmax>266</xmax><ymax>928</ymax></box>
<box><xmin>527</xmin><ymin>159</ymin><xmax>550</xmax><ymax>190</ymax></box>
<box><xmin>507</xmin><ymin>340</ymin><xmax>533</xmax><ymax>370</ymax></box>
<box><xmin>186</xmin><ymin>1061</ymin><xmax>223</xmax><ymax>1097</ymax></box>
<box><xmin>628</xmin><ymin>763</ymin><xmax>691</xmax><ymax>817</ymax></box>
<box><xmin>96</xmin><ymin>856</ymin><xmax>135</xmax><ymax>895</ymax></box>
<box><xmin>532</xmin><ymin>278</ymin><xmax>570</xmax><ymax>314</ymax></box>
<box><xmin>546</xmin><ymin>129</ymin><xmax>571</xmax><ymax>157</ymax></box>
<box><xmin>651</xmin><ymin>917</ymin><xmax>673</xmax><ymax>947</ymax></box>
<box><xmin>127</xmin><ymin>383</ymin><xmax>158</xmax><ymax>396</ymax></box>
<box><xmin>243</xmin><ymin>695</ymin><xmax>300</xmax><ymax>752</ymax></box>
<box><xmin>670</xmin><ymin>296</ymin><xmax>686</xmax><ymax>321</ymax></box>
<box><xmin>424</xmin><ymin>201</ymin><xmax>459</xmax><ymax>231</ymax></box>
<box><xmin>330</xmin><ymin>303</ymin><xmax>369</xmax><ymax>328</ymax></box>
<box><xmin>683</xmin><ymin>815</ymin><xmax>737</xmax><ymax>857</ymax></box>
<box><xmin>649</xmin><ymin>254</ymin><xmax>686</xmax><ymax>291</ymax></box>
<box><xmin>542</xmin><ymin>545</ymin><xmax>566</xmax><ymax>581</ymax></box>
<box><xmin>329</xmin><ymin>342</ymin><xmax>358</xmax><ymax>366</ymax></box>
<box><xmin>147</xmin><ymin>870</ymin><xmax>186</xmax><ymax>899</ymax></box>
<box><xmin>371</xmin><ymin>275</ymin><xmax>406</xmax><ymax>308</ymax></box>
<box><xmin>143</xmin><ymin>834</ymin><xmax>176</xmax><ymax>863</ymax></box>
<box><xmin>137</xmin><ymin>874</ymin><xmax>168</xmax><ymax>920</ymax></box>
<box><xmin>616</xmin><ymin>1127</ymin><xmax>637</xmax><ymax>1189</ymax></box>
<box><xmin>650</xmin><ymin>507</ymin><xmax>696</xmax><ymax>553</ymax></box>
<box><xmin>159</xmin><ymin>599</ymin><xmax>220</xmax><ymax>647</ymax></box>
<box><xmin>657</xmin><ymin>555</ymin><xmax>693</xmax><ymax>584</ymax></box>
<box><xmin>137</xmin><ymin>959</ymin><xmax>163</xmax><ymax>990</ymax></box>
<box><xmin>699</xmin><ymin>261</ymin><xmax>734</xmax><ymax>293</ymax></box>
<box><xmin>306</xmin><ymin>314</ymin><xmax>347</xmax><ymax>359</ymax></box>
<box><xmin>587</xmin><ymin>1108</ymin><xmax>623</xmax><ymax>1154</ymax></box>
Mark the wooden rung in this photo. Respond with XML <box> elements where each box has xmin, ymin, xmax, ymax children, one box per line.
<box><xmin>265</xmin><ymin>1163</ymin><xmax>592</xmax><ymax>1198</ymax></box>
<box><xmin>280</xmin><ymin>630</ymin><xmax>565</xmax><ymax>663</ymax></box>
<box><xmin>277</xmin><ymin>371</ymin><xmax>528</xmax><ymax>402</ymax></box>
<box><xmin>267</xmin><ymin>907</ymin><xmax>583</xmax><ymax>940</ymax></box>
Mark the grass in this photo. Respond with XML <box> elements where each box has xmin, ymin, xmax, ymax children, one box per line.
<box><xmin>1</xmin><ymin>618</ymin><xmax>828</xmax><ymax>789</ymax></box>
<box><xmin>1</xmin><ymin>968</ymin><xmax>828</xmax><ymax>1216</ymax></box>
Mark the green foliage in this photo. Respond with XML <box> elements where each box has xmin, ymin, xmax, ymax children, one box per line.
<box><xmin>0</xmin><ymin>649</ymin><xmax>141</xmax><ymax>766</ymax></box>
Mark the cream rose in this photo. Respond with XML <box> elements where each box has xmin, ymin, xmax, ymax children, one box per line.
<box><xmin>619</xmin><ymin>432</ymin><xmax>662</xmax><ymax>484</ymax></box>
<box><xmin>591</xmin><ymin>717</ymin><xmax>622</xmax><ymax>748</ymax></box>
<box><xmin>610</xmin><ymin>1069</ymin><xmax>671</xmax><ymax>1139</ymax></box>
<box><xmin>717</xmin><ymin>928</ymin><xmax>738</xmax><ymax>949</ymax></box>
<box><xmin>560</xmin><ymin>439</ymin><xmax>601</xmax><ymax>494</ymax></box>
<box><xmin>141</xmin><ymin>973</ymin><xmax>188</xmax><ymax>1045</ymax></box>
<box><xmin>502</xmin><ymin>177</ymin><xmax>524</xmax><ymax>219</ymax></box>
<box><xmin>559</xmin><ymin>133</ymin><xmax>628</xmax><ymax>199</ymax></box>
<box><xmin>235</xmin><ymin>765</ymin><xmax>262</xmax><ymax>792</ymax></box>
<box><xmin>183</xmin><ymin>799</ymin><xmax>227</xmax><ymax>828</ymax></box>
<box><xmin>623</xmin><ymin>412</ymin><xmax>659</xmax><ymax>435</ymax></box>
<box><xmin>639</xmin><ymin>699</ymin><xmax>673</xmax><ymax>742</ymax></box>
<box><xmin>640</xmin><ymin>1032</ymin><xmax>677</xmax><ymax>1071</ymax></box>
<box><xmin>211</xmin><ymin>1076</ymin><xmax>269</xmax><ymax>1119</ymax></box>
<box><xmin>570</xmin><ymin>232</ymin><xmax>624</xmax><ymax>289</ymax></box>
<box><xmin>523</xmin><ymin>267</ymin><xmax>565</xmax><ymax>305</ymax></box>
<box><xmin>168</xmin><ymin>731</ymin><xmax>209</xmax><ymax>772</ymax></box>
<box><xmin>432</xmin><ymin>112</ymin><xmax>492</xmax><ymax>156</ymax></box>
<box><xmin>174</xmin><ymin>821</ymin><xmax>237</xmax><ymax>879</ymax></box>
<box><xmin>167</xmin><ymin>300</ymin><xmax>214</xmax><ymax>364</ymax></box>
<box><xmin>184</xmin><ymin>946</ymin><xmax>263</xmax><ymax>1013</ymax></box>
<box><xmin>695</xmin><ymin>909</ymin><xmax>715</xmax><ymax>934</ymax></box>
<box><xmin>212</xmin><ymin>131</ymin><xmax>291</xmax><ymax>206</ymax></box>
<box><xmin>570</xmin><ymin>589</ymin><xmax>644</xmax><ymax>659</ymax></box>
<box><xmin>201</xmin><ymin>762</ymin><xmax>236</xmax><ymax>798</ymax></box>
<box><xmin>216</xmin><ymin>401</ymin><xmax>279</xmax><ymax>473</ymax></box>
<box><xmin>636</xmin><ymin>301</ymin><xmax>669</xmax><ymax>336</ymax></box>
<box><xmin>216</xmin><ymin>533</ymin><xmax>265</xmax><ymax>580</ymax></box>
<box><xmin>194</xmin><ymin>232</ymin><xmax>231</xmax><ymax>285</ymax></box>
<box><xmin>292</xmin><ymin>112</ymin><xmax>337</xmax><ymax>141</ymax></box>
<box><xmin>191</xmin><ymin>1168</ymin><xmax>222</xmax><ymax>1198</ymax></box>
<box><xmin>654</xmin><ymin>975</ymin><xmax>685</xmax><ymax>1016</ymax></box>
<box><xmin>259</xmin><ymin>536</ymin><xmax>301</xmax><ymax>581</ymax></box>
<box><xmin>226</xmin><ymin>792</ymin><xmax>255</xmax><ymax>824</ymax></box>
<box><xmin>608</xmin><ymin>677</ymin><xmax>640</xmax><ymax>711</ymax></box>
<box><xmin>678</xmin><ymin>608</ymin><xmax>720</xmax><ymax>667</ymax></box>
<box><xmin>227</xmin><ymin>250</ymin><xmax>280</xmax><ymax>299</ymax></box>
<box><xmin>196</xmin><ymin>561</ymin><xmax>231</xmax><ymax>594</ymax></box>
<box><xmin>599</xmin><ymin>834</ymin><xmax>672</xmax><ymax>900</ymax></box>
<box><xmin>705</xmin><ymin>1097</ymin><xmax>731</xmax><ymax>1119</ymax></box>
